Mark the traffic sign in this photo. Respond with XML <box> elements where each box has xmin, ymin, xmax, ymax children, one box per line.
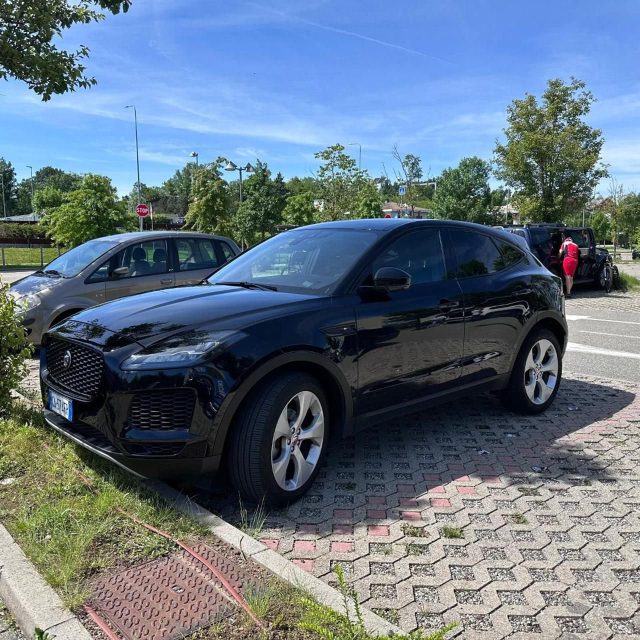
<box><xmin>398</xmin><ymin>185</ymin><xmax>406</xmax><ymax>196</ymax></box>
<box><xmin>136</xmin><ymin>203</ymin><xmax>150</xmax><ymax>217</ymax></box>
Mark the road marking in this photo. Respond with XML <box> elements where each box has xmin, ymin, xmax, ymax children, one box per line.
<box><xmin>566</xmin><ymin>314</ymin><xmax>640</xmax><ymax>327</ymax></box>
<box><xmin>566</xmin><ymin>342</ymin><xmax>640</xmax><ymax>360</ymax></box>
<box><xmin>578</xmin><ymin>330</ymin><xmax>640</xmax><ymax>340</ymax></box>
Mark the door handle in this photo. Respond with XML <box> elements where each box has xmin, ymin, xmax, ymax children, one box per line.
<box><xmin>439</xmin><ymin>299</ymin><xmax>460</xmax><ymax>311</ymax></box>
<box><xmin>160</xmin><ymin>278</ymin><xmax>172</xmax><ymax>285</ymax></box>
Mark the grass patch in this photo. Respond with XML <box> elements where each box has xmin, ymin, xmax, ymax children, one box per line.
<box><xmin>617</xmin><ymin>271</ymin><xmax>640</xmax><ymax>292</ymax></box>
<box><xmin>401</xmin><ymin>523</ymin><xmax>429</xmax><ymax>538</ymax></box>
<box><xmin>0</xmin><ymin>247</ymin><xmax>60</xmax><ymax>268</ymax></box>
<box><xmin>238</xmin><ymin>496</ymin><xmax>268</xmax><ymax>539</ymax></box>
<box><xmin>440</xmin><ymin>526</ymin><xmax>464</xmax><ymax>539</ymax></box>
<box><xmin>0</xmin><ymin>402</ymin><xmax>206</xmax><ymax>610</ymax></box>
<box><xmin>511</xmin><ymin>513</ymin><xmax>528</xmax><ymax>525</ymax></box>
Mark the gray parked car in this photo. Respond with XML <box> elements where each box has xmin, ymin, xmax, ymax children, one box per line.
<box><xmin>10</xmin><ymin>231</ymin><xmax>240</xmax><ymax>344</ymax></box>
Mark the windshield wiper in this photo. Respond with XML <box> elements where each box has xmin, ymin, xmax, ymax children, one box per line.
<box><xmin>216</xmin><ymin>281</ymin><xmax>278</xmax><ymax>291</ymax></box>
<box><xmin>34</xmin><ymin>269</ymin><xmax>63</xmax><ymax>277</ymax></box>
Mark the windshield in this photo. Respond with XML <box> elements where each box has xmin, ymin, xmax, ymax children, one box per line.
<box><xmin>209</xmin><ymin>228</ymin><xmax>380</xmax><ymax>294</ymax></box>
<box><xmin>43</xmin><ymin>240</ymin><xmax>118</xmax><ymax>278</ymax></box>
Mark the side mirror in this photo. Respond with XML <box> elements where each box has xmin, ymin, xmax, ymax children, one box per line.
<box><xmin>373</xmin><ymin>267</ymin><xmax>411</xmax><ymax>291</ymax></box>
<box><xmin>111</xmin><ymin>266</ymin><xmax>129</xmax><ymax>278</ymax></box>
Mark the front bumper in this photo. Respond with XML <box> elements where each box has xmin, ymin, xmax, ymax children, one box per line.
<box><xmin>39</xmin><ymin>331</ymin><xmax>232</xmax><ymax>480</ymax></box>
<box><xmin>43</xmin><ymin>409</ymin><xmax>221</xmax><ymax>478</ymax></box>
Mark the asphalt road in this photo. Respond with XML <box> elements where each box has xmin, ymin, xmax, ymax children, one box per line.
<box><xmin>564</xmin><ymin>305</ymin><xmax>640</xmax><ymax>383</ymax></box>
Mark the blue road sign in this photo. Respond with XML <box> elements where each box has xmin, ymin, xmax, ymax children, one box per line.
<box><xmin>398</xmin><ymin>185</ymin><xmax>406</xmax><ymax>196</ymax></box>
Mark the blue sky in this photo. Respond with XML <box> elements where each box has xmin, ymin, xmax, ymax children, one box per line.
<box><xmin>2</xmin><ymin>0</ymin><xmax>640</xmax><ymax>195</ymax></box>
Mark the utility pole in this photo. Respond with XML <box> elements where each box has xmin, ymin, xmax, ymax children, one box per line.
<box><xmin>125</xmin><ymin>105</ymin><xmax>143</xmax><ymax>231</ymax></box>
<box><xmin>26</xmin><ymin>165</ymin><xmax>34</xmax><ymax>213</ymax></box>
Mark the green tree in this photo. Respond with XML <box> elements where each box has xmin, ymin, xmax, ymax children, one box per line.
<box><xmin>33</xmin><ymin>185</ymin><xmax>64</xmax><ymax>215</ymax></box>
<box><xmin>43</xmin><ymin>174</ymin><xmax>130</xmax><ymax>247</ymax></box>
<box><xmin>282</xmin><ymin>192</ymin><xmax>318</xmax><ymax>227</ymax></box>
<box><xmin>286</xmin><ymin>176</ymin><xmax>318</xmax><ymax>196</ymax></box>
<box><xmin>0</xmin><ymin>158</ymin><xmax>16</xmax><ymax>215</ymax></box>
<box><xmin>315</xmin><ymin>144</ymin><xmax>361</xmax><ymax>220</ymax></box>
<box><xmin>13</xmin><ymin>180</ymin><xmax>33</xmax><ymax>215</ymax></box>
<box><xmin>232</xmin><ymin>161</ymin><xmax>287</xmax><ymax>245</ymax></box>
<box><xmin>162</xmin><ymin>164</ymin><xmax>198</xmax><ymax>217</ymax></box>
<box><xmin>392</xmin><ymin>148</ymin><xmax>424</xmax><ymax>212</ymax></box>
<box><xmin>353</xmin><ymin>180</ymin><xmax>383</xmax><ymax>218</ymax></box>
<box><xmin>432</xmin><ymin>156</ymin><xmax>492</xmax><ymax>223</ymax></box>
<box><xmin>0</xmin><ymin>1</ymin><xmax>131</xmax><ymax>100</ymax></box>
<box><xmin>33</xmin><ymin>166</ymin><xmax>82</xmax><ymax>193</ymax></box>
<box><xmin>589</xmin><ymin>210</ymin><xmax>611</xmax><ymax>244</ymax></box>
<box><xmin>619</xmin><ymin>193</ymin><xmax>640</xmax><ymax>245</ymax></box>
<box><xmin>185</xmin><ymin>162</ymin><xmax>229</xmax><ymax>235</ymax></box>
<box><xmin>494</xmin><ymin>77</ymin><xmax>608</xmax><ymax>223</ymax></box>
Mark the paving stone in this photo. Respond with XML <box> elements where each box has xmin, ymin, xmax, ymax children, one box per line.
<box><xmin>196</xmin><ymin>352</ymin><xmax>640</xmax><ymax>639</ymax></box>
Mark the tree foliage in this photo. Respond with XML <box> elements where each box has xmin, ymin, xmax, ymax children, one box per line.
<box><xmin>432</xmin><ymin>156</ymin><xmax>492</xmax><ymax>223</ymax></box>
<box><xmin>34</xmin><ymin>166</ymin><xmax>82</xmax><ymax>193</ymax></box>
<box><xmin>0</xmin><ymin>0</ymin><xmax>131</xmax><ymax>100</ymax></box>
<box><xmin>494</xmin><ymin>78</ymin><xmax>608</xmax><ymax>223</ymax></box>
<box><xmin>282</xmin><ymin>192</ymin><xmax>317</xmax><ymax>227</ymax></box>
<box><xmin>33</xmin><ymin>185</ymin><xmax>64</xmax><ymax>215</ymax></box>
<box><xmin>0</xmin><ymin>157</ymin><xmax>16</xmax><ymax>215</ymax></box>
<box><xmin>619</xmin><ymin>193</ymin><xmax>640</xmax><ymax>244</ymax></box>
<box><xmin>185</xmin><ymin>162</ymin><xmax>229</xmax><ymax>235</ymax></box>
<box><xmin>43</xmin><ymin>174</ymin><xmax>130</xmax><ymax>246</ymax></box>
<box><xmin>589</xmin><ymin>210</ymin><xmax>611</xmax><ymax>244</ymax></box>
<box><xmin>314</xmin><ymin>144</ymin><xmax>362</xmax><ymax>220</ymax></box>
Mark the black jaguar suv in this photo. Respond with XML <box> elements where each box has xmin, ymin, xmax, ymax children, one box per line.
<box><xmin>40</xmin><ymin>220</ymin><xmax>567</xmax><ymax>504</ymax></box>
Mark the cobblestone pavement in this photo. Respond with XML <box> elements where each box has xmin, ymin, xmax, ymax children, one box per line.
<box><xmin>205</xmin><ymin>373</ymin><xmax>640</xmax><ymax>639</ymax></box>
<box><xmin>565</xmin><ymin>286</ymin><xmax>640</xmax><ymax>312</ymax></box>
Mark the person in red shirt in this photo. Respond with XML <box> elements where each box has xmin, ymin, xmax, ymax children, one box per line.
<box><xmin>559</xmin><ymin>234</ymin><xmax>580</xmax><ymax>297</ymax></box>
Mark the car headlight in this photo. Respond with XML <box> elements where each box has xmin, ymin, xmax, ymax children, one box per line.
<box><xmin>13</xmin><ymin>292</ymin><xmax>42</xmax><ymax>317</ymax></box>
<box><xmin>120</xmin><ymin>330</ymin><xmax>242</xmax><ymax>370</ymax></box>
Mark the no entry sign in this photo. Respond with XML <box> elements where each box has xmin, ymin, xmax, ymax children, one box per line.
<box><xmin>136</xmin><ymin>203</ymin><xmax>150</xmax><ymax>217</ymax></box>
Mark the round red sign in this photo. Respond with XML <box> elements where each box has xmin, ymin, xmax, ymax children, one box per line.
<box><xmin>136</xmin><ymin>203</ymin><xmax>150</xmax><ymax>217</ymax></box>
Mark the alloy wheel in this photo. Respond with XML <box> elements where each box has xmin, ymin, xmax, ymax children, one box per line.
<box><xmin>523</xmin><ymin>339</ymin><xmax>559</xmax><ymax>405</ymax></box>
<box><xmin>270</xmin><ymin>390</ymin><xmax>325</xmax><ymax>491</ymax></box>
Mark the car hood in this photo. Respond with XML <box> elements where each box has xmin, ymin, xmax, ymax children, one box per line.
<box><xmin>9</xmin><ymin>274</ymin><xmax>67</xmax><ymax>297</ymax></box>
<box><xmin>66</xmin><ymin>284</ymin><xmax>324</xmax><ymax>346</ymax></box>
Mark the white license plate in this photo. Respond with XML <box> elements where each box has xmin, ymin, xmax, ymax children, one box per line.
<box><xmin>48</xmin><ymin>390</ymin><xmax>73</xmax><ymax>422</ymax></box>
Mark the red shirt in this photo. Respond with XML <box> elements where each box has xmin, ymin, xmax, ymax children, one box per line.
<box><xmin>562</xmin><ymin>240</ymin><xmax>579</xmax><ymax>260</ymax></box>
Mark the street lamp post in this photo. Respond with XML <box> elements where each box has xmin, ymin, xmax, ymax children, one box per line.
<box><xmin>0</xmin><ymin>172</ymin><xmax>6</xmax><ymax>218</ymax></box>
<box><xmin>224</xmin><ymin>160</ymin><xmax>254</xmax><ymax>249</ymax></box>
<box><xmin>189</xmin><ymin>151</ymin><xmax>199</xmax><ymax>167</ymax></box>
<box><xmin>125</xmin><ymin>105</ymin><xmax>143</xmax><ymax>231</ymax></box>
<box><xmin>26</xmin><ymin>165</ymin><xmax>34</xmax><ymax>213</ymax></box>
<box><xmin>349</xmin><ymin>143</ymin><xmax>362</xmax><ymax>170</ymax></box>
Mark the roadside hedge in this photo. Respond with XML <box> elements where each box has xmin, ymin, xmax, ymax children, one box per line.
<box><xmin>0</xmin><ymin>223</ymin><xmax>47</xmax><ymax>242</ymax></box>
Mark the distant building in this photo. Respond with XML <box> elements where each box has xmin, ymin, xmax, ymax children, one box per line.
<box><xmin>0</xmin><ymin>213</ymin><xmax>42</xmax><ymax>223</ymax></box>
<box><xmin>382</xmin><ymin>201</ymin><xmax>432</xmax><ymax>219</ymax></box>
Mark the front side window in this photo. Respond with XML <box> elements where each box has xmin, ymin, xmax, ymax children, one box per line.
<box><xmin>90</xmin><ymin>240</ymin><xmax>169</xmax><ymax>281</ymax></box>
<box><xmin>372</xmin><ymin>229</ymin><xmax>446</xmax><ymax>285</ymax></box>
<box><xmin>208</xmin><ymin>228</ymin><xmax>380</xmax><ymax>294</ymax></box>
<box><xmin>495</xmin><ymin>240</ymin><xmax>524</xmax><ymax>270</ymax></box>
<box><xmin>450</xmin><ymin>230</ymin><xmax>504</xmax><ymax>278</ymax></box>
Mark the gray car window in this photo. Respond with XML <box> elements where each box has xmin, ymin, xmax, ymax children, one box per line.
<box><xmin>176</xmin><ymin>237</ymin><xmax>220</xmax><ymax>271</ymax></box>
<box><xmin>88</xmin><ymin>239</ymin><xmax>169</xmax><ymax>282</ymax></box>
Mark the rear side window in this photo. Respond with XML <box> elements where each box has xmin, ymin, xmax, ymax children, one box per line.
<box><xmin>175</xmin><ymin>237</ymin><xmax>220</xmax><ymax>271</ymax></box>
<box><xmin>495</xmin><ymin>240</ymin><xmax>524</xmax><ymax>269</ymax></box>
<box><xmin>449</xmin><ymin>230</ymin><xmax>504</xmax><ymax>278</ymax></box>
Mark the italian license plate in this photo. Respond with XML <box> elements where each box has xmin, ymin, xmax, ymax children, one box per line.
<box><xmin>48</xmin><ymin>390</ymin><xmax>73</xmax><ymax>422</ymax></box>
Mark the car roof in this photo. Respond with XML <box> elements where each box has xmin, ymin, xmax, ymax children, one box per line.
<box><xmin>302</xmin><ymin>218</ymin><xmax>510</xmax><ymax>232</ymax></box>
<box><xmin>97</xmin><ymin>231</ymin><xmax>234</xmax><ymax>243</ymax></box>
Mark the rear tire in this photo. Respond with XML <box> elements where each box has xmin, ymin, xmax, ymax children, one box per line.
<box><xmin>501</xmin><ymin>328</ymin><xmax>562</xmax><ymax>415</ymax></box>
<box><xmin>228</xmin><ymin>372</ymin><xmax>329</xmax><ymax>506</ymax></box>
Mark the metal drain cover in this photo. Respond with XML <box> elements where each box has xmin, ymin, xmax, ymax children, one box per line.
<box><xmin>90</xmin><ymin>542</ymin><xmax>252</xmax><ymax>640</ymax></box>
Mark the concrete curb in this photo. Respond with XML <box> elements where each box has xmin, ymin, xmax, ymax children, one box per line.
<box><xmin>149</xmin><ymin>480</ymin><xmax>403</xmax><ymax>638</ymax></box>
<box><xmin>0</xmin><ymin>524</ymin><xmax>91</xmax><ymax>640</ymax></box>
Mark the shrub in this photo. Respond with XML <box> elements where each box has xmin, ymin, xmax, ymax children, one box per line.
<box><xmin>0</xmin><ymin>285</ymin><xmax>32</xmax><ymax>413</ymax></box>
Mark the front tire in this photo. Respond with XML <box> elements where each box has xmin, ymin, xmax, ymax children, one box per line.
<box><xmin>502</xmin><ymin>328</ymin><xmax>562</xmax><ymax>415</ymax></box>
<box><xmin>228</xmin><ymin>372</ymin><xmax>329</xmax><ymax>505</ymax></box>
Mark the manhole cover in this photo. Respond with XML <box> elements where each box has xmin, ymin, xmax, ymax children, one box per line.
<box><xmin>90</xmin><ymin>542</ymin><xmax>253</xmax><ymax>640</ymax></box>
